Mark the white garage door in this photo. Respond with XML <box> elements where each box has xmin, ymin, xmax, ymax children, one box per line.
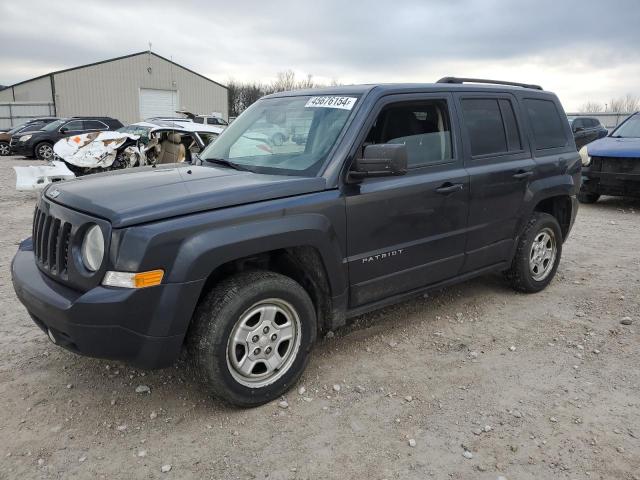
<box><xmin>139</xmin><ymin>88</ymin><xmax>179</xmax><ymax>120</ymax></box>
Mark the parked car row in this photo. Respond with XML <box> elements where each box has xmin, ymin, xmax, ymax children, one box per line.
<box><xmin>9</xmin><ymin>117</ymin><xmax>123</xmax><ymax>159</ymax></box>
<box><xmin>2</xmin><ymin>111</ymin><xmax>230</xmax><ymax>159</ymax></box>
<box><xmin>0</xmin><ymin>117</ymin><xmax>59</xmax><ymax>156</ymax></box>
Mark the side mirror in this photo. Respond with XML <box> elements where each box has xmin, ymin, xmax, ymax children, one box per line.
<box><xmin>59</xmin><ymin>127</ymin><xmax>69</xmax><ymax>134</ymax></box>
<box><xmin>350</xmin><ymin>144</ymin><xmax>408</xmax><ymax>179</ymax></box>
<box><xmin>574</xmin><ymin>127</ymin><xmax>584</xmax><ymax>133</ymax></box>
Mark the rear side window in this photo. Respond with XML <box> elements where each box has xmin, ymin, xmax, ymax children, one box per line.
<box><xmin>524</xmin><ymin>99</ymin><xmax>567</xmax><ymax>150</ymax></box>
<box><xmin>193</xmin><ymin>117</ymin><xmax>204</xmax><ymax>124</ymax></box>
<box><xmin>85</xmin><ymin>120</ymin><xmax>108</xmax><ymax>130</ymax></box>
<box><xmin>461</xmin><ymin>98</ymin><xmax>522</xmax><ymax>156</ymax></box>
<box><xmin>64</xmin><ymin>120</ymin><xmax>84</xmax><ymax>131</ymax></box>
<box><xmin>499</xmin><ymin>99</ymin><xmax>522</xmax><ymax>151</ymax></box>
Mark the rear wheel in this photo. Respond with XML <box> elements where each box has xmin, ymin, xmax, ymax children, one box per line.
<box><xmin>35</xmin><ymin>142</ymin><xmax>54</xmax><ymax>160</ymax></box>
<box><xmin>505</xmin><ymin>212</ymin><xmax>562</xmax><ymax>293</ymax></box>
<box><xmin>0</xmin><ymin>141</ymin><xmax>10</xmax><ymax>156</ymax></box>
<box><xmin>578</xmin><ymin>191</ymin><xmax>600</xmax><ymax>204</ymax></box>
<box><xmin>186</xmin><ymin>270</ymin><xmax>316</xmax><ymax>407</ymax></box>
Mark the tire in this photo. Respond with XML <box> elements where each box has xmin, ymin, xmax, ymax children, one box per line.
<box><xmin>578</xmin><ymin>191</ymin><xmax>600</xmax><ymax>204</ymax></box>
<box><xmin>35</xmin><ymin>142</ymin><xmax>54</xmax><ymax>160</ymax></box>
<box><xmin>0</xmin><ymin>141</ymin><xmax>10</xmax><ymax>156</ymax></box>
<box><xmin>186</xmin><ymin>270</ymin><xmax>317</xmax><ymax>407</ymax></box>
<box><xmin>505</xmin><ymin>212</ymin><xmax>562</xmax><ymax>293</ymax></box>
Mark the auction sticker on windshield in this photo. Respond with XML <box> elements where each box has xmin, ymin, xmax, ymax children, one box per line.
<box><xmin>305</xmin><ymin>96</ymin><xmax>357</xmax><ymax>110</ymax></box>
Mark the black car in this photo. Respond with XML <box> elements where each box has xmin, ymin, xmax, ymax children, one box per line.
<box><xmin>0</xmin><ymin>118</ymin><xmax>59</xmax><ymax>156</ymax></box>
<box><xmin>10</xmin><ymin>117</ymin><xmax>123</xmax><ymax>160</ymax></box>
<box><xmin>11</xmin><ymin>78</ymin><xmax>580</xmax><ymax>406</ymax></box>
<box><xmin>567</xmin><ymin>116</ymin><xmax>608</xmax><ymax>150</ymax></box>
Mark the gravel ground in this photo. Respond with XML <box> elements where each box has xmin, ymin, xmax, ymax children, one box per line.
<box><xmin>1</xmin><ymin>156</ymin><xmax>639</xmax><ymax>480</ymax></box>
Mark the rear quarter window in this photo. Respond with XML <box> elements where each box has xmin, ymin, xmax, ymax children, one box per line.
<box><xmin>524</xmin><ymin>98</ymin><xmax>568</xmax><ymax>150</ymax></box>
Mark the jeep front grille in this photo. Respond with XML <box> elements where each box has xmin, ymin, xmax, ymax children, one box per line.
<box><xmin>33</xmin><ymin>206</ymin><xmax>72</xmax><ymax>277</ymax></box>
<box><xmin>592</xmin><ymin>156</ymin><xmax>640</xmax><ymax>175</ymax></box>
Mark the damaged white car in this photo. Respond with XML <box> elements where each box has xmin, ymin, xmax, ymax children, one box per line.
<box><xmin>54</xmin><ymin>121</ymin><xmax>223</xmax><ymax>174</ymax></box>
<box><xmin>14</xmin><ymin>121</ymin><xmax>223</xmax><ymax>190</ymax></box>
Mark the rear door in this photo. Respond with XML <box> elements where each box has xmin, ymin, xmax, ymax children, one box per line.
<box><xmin>344</xmin><ymin>93</ymin><xmax>469</xmax><ymax>307</ymax></box>
<box><xmin>455</xmin><ymin>93</ymin><xmax>536</xmax><ymax>272</ymax></box>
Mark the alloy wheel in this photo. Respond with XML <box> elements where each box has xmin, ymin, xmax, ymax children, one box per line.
<box><xmin>226</xmin><ymin>298</ymin><xmax>302</xmax><ymax>388</ymax></box>
<box><xmin>529</xmin><ymin>227</ymin><xmax>557</xmax><ymax>281</ymax></box>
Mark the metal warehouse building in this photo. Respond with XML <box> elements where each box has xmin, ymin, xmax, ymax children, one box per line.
<box><xmin>0</xmin><ymin>51</ymin><xmax>228</xmax><ymax>125</ymax></box>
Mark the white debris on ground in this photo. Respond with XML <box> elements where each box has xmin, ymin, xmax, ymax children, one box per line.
<box><xmin>13</xmin><ymin>161</ymin><xmax>75</xmax><ymax>191</ymax></box>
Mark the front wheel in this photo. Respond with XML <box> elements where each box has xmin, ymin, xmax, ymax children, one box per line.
<box><xmin>186</xmin><ymin>270</ymin><xmax>316</xmax><ymax>407</ymax></box>
<box><xmin>35</xmin><ymin>142</ymin><xmax>54</xmax><ymax>160</ymax></box>
<box><xmin>0</xmin><ymin>141</ymin><xmax>10</xmax><ymax>156</ymax></box>
<box><xmin>505</xmin><ymin>212</ymin><xmax>562</xmax><ymax>293</ymax></box>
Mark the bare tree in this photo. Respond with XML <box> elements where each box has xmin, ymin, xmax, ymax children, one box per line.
<box><xmin>580</xmin><ymin>101</ymin><xmax>604</xmax><ymax>113</ymax></box>
<box><xmin>227</xmin><ymin>71</ymin><xmax>340</xmax><ymax>116</ymax></box>
<box><xmin>580</xmin><ymin>94</ymin><xmax>640</xmax><ymax>113</ymax></box>
<box><xmin>268</xmin><ymin>70</ymin><xmax>297</xmax><ymax>94</ymax></box>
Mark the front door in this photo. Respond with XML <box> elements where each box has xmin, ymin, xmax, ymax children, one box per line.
<box><xmin>344</xmin><ymin>93</ymin><xmax>469</xmax><ymax>307</ymax></box>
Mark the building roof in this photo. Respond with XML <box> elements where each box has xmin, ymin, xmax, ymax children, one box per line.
<box><xmin>4</xmin><ymin>51</ymin><xmax>227</xmax><ymax>90</ymax></box>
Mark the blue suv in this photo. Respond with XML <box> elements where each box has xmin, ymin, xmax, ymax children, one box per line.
<box><xmin>579</xmin><ymin>112</ymin><xmax>640</xmax><ymax>203</ymax></box>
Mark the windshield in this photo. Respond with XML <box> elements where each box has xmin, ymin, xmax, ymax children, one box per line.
<box><xmin>611</xmin><ymin>114</ymin><xmax>640</xmax><ymax>138</ymax></box>
<box><xmin>200</xmin><ymin>95</ymin><xmax>359</xmax><ymax>176</ymax></box>
<box><xmin>117</xmin><ymin>124</ymin><xmax>152</xmax><ymax>138</ymax></box>
<box><xmin>8</xmin><ymin>122</ymin><xmax>29</xmax><ymax>134</ymax></box>
<box><xmin>42</xmin><ymin>119</ymin><xmax>66</xmax><ymax>132</ymax></box>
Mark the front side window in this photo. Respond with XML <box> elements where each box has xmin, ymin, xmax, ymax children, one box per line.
<box><xmin>201</xmin><ymin>95</ymin><xmax>359</xmax><ymax>176</ymax></box>
<box><xmin>524</xmin><ymin>98</ymin><xmax>568</xmax><ymax>149</ymax></box>
<box><xmin>42</xmin><ymin>119</ymin><xmax>66</xmax><ymax>132</ymax></box>
<box><xmin>364</xmin><ymin>99</ymin><xmax>453</xmax><ymax>168</ymax></box>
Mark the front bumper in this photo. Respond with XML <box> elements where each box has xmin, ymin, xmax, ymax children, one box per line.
<box><xmin>582</xmin><ymin>167</ymin><xmax>640</xmax><ymax>197</ymax></box>
<box><xmin>11</xmin><ymin>239</ymin><xmax>204</xmax><ymax>369</ymax></box>
<box><xmin>10</xmin><ymin>139</ymin><xmax>33</xmax><ymax>156</ymax></box>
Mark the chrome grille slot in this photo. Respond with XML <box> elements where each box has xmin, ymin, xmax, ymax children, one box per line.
<box><xmin>33</xmin><ymin>206</ymin><xmax>71</xmax><ymax>277</ymax></box>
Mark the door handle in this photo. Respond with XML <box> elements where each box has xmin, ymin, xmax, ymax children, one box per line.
<box><xmin>435</xmin><ymin>183</ymin><xmax>464</xmax><ymax>194</ymax></box>
<box><xmin>512</xmin><ymin>170</ymin><xmax>534</xmax><ymax>179</ymax></box>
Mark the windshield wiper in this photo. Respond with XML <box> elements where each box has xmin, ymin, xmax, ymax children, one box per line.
<box><xmin>203</xmin><ymin>157</ymin><xmax>251</xmax><ymax>172</ymax></box>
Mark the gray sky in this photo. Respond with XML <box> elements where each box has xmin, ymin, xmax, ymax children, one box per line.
<box><xmin>2</xmin><ymin>0</ymin><xmax>639</xmax><ymax>110</ymax></box>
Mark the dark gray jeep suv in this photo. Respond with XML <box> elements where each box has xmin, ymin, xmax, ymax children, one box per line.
<box><xmin>11</xmin><ymin>78</ymin><xmax>581</xmax><ymax>406</ymax></box>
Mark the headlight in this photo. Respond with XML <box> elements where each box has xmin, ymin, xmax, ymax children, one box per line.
<box><xmin>19</xmin><ymin>134</ymin><xmax>32</xmax><ymax>142</ymax></box>
<box><xmin>579</xmin><ymin>146</ymin><xmax>591</xmax><ymax>167</ymax></box>
<box><xmin>81</xmin><ymin>225</ymin><xmax>104</xmax><ymax>272</ymax></box>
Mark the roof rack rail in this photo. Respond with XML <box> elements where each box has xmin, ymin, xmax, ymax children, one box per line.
<box><xmin>436</xmin><ymin>77</ymin><xmax>543</xmax><ymax>91</ymax></box>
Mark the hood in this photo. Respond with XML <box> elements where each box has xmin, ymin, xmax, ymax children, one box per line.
<box><xmin>44</xmin><ymin>164</ymin><xmax>326</xmax><ymax>227</ymax></box>
<box><xmin>587</xmin><ymin>136</ymin><xmax>640</xmax><ymax>158</ymax></box>
<box><xmin>12</xmin><ymin>128</ymin><xmax>45</xmax><ymax>138</ymax></box>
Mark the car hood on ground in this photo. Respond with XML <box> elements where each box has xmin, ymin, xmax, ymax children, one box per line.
<box><xmin>45</xmin><ymin>164</ymin><xmax>327</xmax><ymax>228</ymax></box>
<box><xmin>587</xmin><ymin>136</ymin><xmax>640</xmax><ymax>158</ymax></box>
